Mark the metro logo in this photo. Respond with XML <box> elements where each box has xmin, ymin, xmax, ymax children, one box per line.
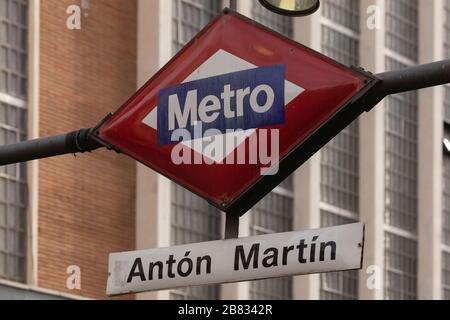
<box><xmin>157</xmin><ymin>65</ymin><xmax>286</xmax><ymax>146</ymax></box>
<box><xmin>95</xmin><ymin>12</ymin><xmax>373</xmax><ymax>213</ymax></box>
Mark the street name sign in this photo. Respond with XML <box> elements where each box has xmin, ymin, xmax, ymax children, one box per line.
<box><xmin>92</xmin><ymin>10</ymin><xmax>377</xmax><ymax>215</ymax></box>
<box><xmin>106</xmin><ymin>223</ymin><xmax>364</xmax><ymax>296</ymax></box>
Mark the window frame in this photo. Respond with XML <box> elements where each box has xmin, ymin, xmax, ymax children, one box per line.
<box><xmin>318</xmin><ymin>0</ymin><xmax>361</xmax><ymax>301</ymax></box>
<box><xmin>0</xmin><ymin>0</ymin><xmax>29</xmax><ymax>284</ymax></box>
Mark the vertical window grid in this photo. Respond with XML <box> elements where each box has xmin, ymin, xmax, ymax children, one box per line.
<box><xmin>445</xmin><ymin>0</ymin><xmax>450</xmax><ymax>59</ymax></box>
<box><xmin>385</xmin><ymin>0</ymin><xmax>418</xmax><ymax>61</ymax></box>
<box><xmin>170</xmin><ymin>184</ymin><xmax>221</xmax><ymax>300</ymax></box>
<box><xmin>321</xmin><ymin>25</ymin><xmax>359</xmax><ymax>67</ymax></box>
<box><xmin>444</xmin><ymin>0</ymin><xmax>450</xmax><ymax>299</ymax></box>
<box><xmin>0</xmin><ymin>133</ymin><xmax>27</xmax><ymax>282</ymax></box>
<box><xmin>251</xmin><ymin>1</ymin><xmax>293</xmax><ymax>37</ymax></box>
<box><xmin>0</xmin><ymin>0</ymin><xmax>28</xmax><ymax>98</ymax></box>
<box><xmin>384</xmin><ymin>233</ymin><xmax>418</xmax><ymax>300</ymax></box>
<box><xmin>384</xmin><ymin>59</ymin><xmax>418</xmax><ymax>234</ymax></box>
<box><xmin>249</xmin><ymin>183</ymin><xmax>294</xmax><ymax>300</ymax></box>
<box><xmin>322</xmin><ymin>0</ymin><xmax>360</xmax><ymax>33</ymax></box>
<box><xmin>0</xmin><ymin>0</ymin><xmax>27</xmax><ymax>283</ymax></box>
<box><xmin>319</xmin><ymin>0</ymin><xmax>360</xmax><ymax>300</ymax></box>
<box><xmin>384</xmin><ymin>58</ymin><xmax>418</xmax><ymax>300</ymax></box>
<box><xmin>320</xmin><ymin>120</ymin><xmax>359</xmax><ymax>214</ymax></box>
<box><xmin>172</xmin><ymin>0</ymin><xmax>221</xmax><ymax>55</ymax></box>
<box><xmin>320</xmin><ymin>211</ymin><xmax>358</xmax><ymax>300</ymax></box>
<box><xmin>444</xmin><ymin>149</ymin><xmax>450</xmax><ymax>247</ymax></box>
<box><xmin>445</xmin><ymin>122</ymin><xmax>450</xmax><ymax>300</ymax></box>
<box><xmin>384</xmin><ymin>0</ymin><xmax>419</xmax><ymax>298</ymax></box>
<box><xmin>444</xmin><ymin>124</ymin><xmax>450</xmax><ymax>298</ymax></box>
<box><xmin>250</xmin><ymin>183</ymin><xmax>293</xmax><ymax>236</ymax></box>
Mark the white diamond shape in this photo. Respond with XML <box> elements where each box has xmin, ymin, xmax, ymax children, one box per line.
<box><xmin>142</xmin><ymin>49</ymin><xmax>305</xmax><ymax>163</ymax></box>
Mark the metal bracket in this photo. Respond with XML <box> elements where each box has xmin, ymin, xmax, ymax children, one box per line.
<box><xmin>225</xmin><ymin>213</ymin><xmax>239</xmax><ymax>239</ymax></box>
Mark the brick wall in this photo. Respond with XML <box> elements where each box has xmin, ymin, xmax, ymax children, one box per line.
<box><xmin>39</xmin><ymin>0</ymin><xmax>137</xmax><ymax>299</ymax></box>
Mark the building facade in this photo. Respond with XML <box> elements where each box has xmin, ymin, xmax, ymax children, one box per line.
<box><xmin>1</xmin><ymin>0</ymin><xmax>137</xmax><ymax>300</ymax></box>
<box><xmin>0</xmin><ymin>0</ymin><xmax>449</xmax><ymax>300</ymax></box>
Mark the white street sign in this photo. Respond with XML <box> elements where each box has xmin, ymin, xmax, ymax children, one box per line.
<box><xmin>107</xmin><ymin>223</ymin><xmax>365</xmax><ymax>296</ymax></box>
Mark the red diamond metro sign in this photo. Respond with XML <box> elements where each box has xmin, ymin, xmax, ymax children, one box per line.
<box><xmin>92</xmin><ymin>10</ymin><xmax>377</xmax><ymax>215</ymax></box>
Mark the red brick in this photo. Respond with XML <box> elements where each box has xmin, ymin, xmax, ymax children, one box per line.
<box><xmin>38</xmin><ymin>0</ymin><xmax>137</xmax><ymax>300</ymax></box>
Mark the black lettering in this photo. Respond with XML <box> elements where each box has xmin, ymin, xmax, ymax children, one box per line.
<box><xmin>166</xmin><ymin>255</ymin><xmax>176</xmax><ymax>278</ymax></box>
<box><xmin>262</xmin><ymin>248</ymin><xmax>278</xmax><ymax>268</ymax></box>
<box><xmin>127</xmin><ymin>258</ymin><xmax>146</xmax><ymax>283</ymax></box>
<box><xmin>320</xmin><ymin>241</ymin><xmax>337</xmax><ymax>261</ymax></box>
<box><xmin>234</xmin><ymin>243</ymin><xmax>259</xmax><ymax>270</ymax></box>
<box><xmin>148</xmin><ymin>261</ymin><xmax>163</xmax><ymax>280</ymax></box>
<box><xmin>282</xmin><ymin>246</ymin><xmax>294</xmax><ymax>265</ymax></box>
<box><xmin>297</xmin><ymin>240</ymin><xmax>308</xmax><ymax>263</ymax></box>
<box><xmin>177</xmin><ymin>251</ymin><xmax>193</xmax><ymax>277</ymax></box>
<box><xmin>196</xmin><ymin>255</ymin><xmax>212</xmax><ymax>275</ymax></box>
<box><xmin>310</xmin><ymin>236</ymin><xmax>319</xmax><ymax>262</ymax></box>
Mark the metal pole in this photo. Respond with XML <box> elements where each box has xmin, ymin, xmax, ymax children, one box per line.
<box><xmin>1</xmin><ymin>60</ymin><xmax>450</xmax><ymax>167</ymax></box>
<box><xmin>378</xmin><ymin>59</ymin><xmax>450</xmax><ymax>95</ymax></box>
<box><xmin>229</xmin><ymin>0</ymin><xmax>237</xmax><ymax>10</ymax></box>
<box><xmin>225</xmin><ymin>213</ymin><xmax>239</xmax><ymax>239</ymax></box>
<box><xmin>0</xmin><ymin>128</ymin><xmax>103</xmax><ymax>166</ymax></box>
<box><xmin>365</xmin><ymin>59</ymin><xmax>450</xmax><ymax>110</ymax></box>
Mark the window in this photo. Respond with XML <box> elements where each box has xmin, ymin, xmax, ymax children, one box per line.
<box><xmin>251</xmin><ymin>1</ymin><xmax>293</xmax><ymax>38</ymax></box>
<box><xmin>445</xmin><ymin>0</ymin><xmax>450</xmax><ymax>59</ymax></box>
<box><xmin>384</xmin><ymin>233</ymin><xmax>417</xmax><ymax>300</ymax></box>
<box><xmin>442</xmin><ymin>141</ymin><xmax>450</xmax><ymax>254</ymax></box>
<box><xmin>320</xmin><ymin>120</ymin><xmax>359</xmax><ymax>214</ymax></box>
<box><xmin>385</xmin><ymin>0</ymin><xmax>418</xmax><ymax>61</ymax></box>
<box><xmin>170</xmin><ymin>0</ymin><xmax>222</xmax><ymax>300</ymax></box>
<box><xmin>321</xmin><ymin>25</ymin><xmax>359</xmax><ymax>67</ymax></box>
<box><xmin>322</xmin><ymin>0</ymin><xmax>359</xmax><ymax>32</ymax></box>
<box><xmin>170</xmin><ymin>184</ymin><xmax>221</xmax><ymax>300</ymax></box>
<box><xmin>444</xmin><ymin>252</ymin><xmax>450</xmax><ymax>300</ymax></box>
<box><xmin>384</xmin><ymin>59</ymin><xmax>418</xmax><ymax>234</ymax></box>
<box><xmin>249</xmin><ymin>178</ymin><xmax>294</xmax><ymax>300</ymax></box>
<box><xmin>384</xmin><ymin>0</ymin><xmax>418</xmax><ymax>299</ymax></box>
<box><xmin>172</xmin><ymin>0</ymin><xmax>221</xmax><ymax>55</ymax></box>
<box><xmin>384</xmin><ymin>61</ymin><xmax>418</xmax><ymax>298</ymax></box>
<box><xmin>320</xmin><ymin>211</ymin><xmax>358</xmax><ymax>300</ymax></box>
<box><xmin>444</xmin><ymin>130</ymin><xmax>450</xmax><ymax>247</ymax></box>
<box><xmin>321</xmin><ymin>0</ymin><xmax>359</xmax><ymax>67</ymax></box>
<box><xmin>443</xmin><ymin>1</ymin><xmax>450</xmax><ymax>300</ymax></box>
<box><xmin>446</xmin><ymin>0</ymin><xmax>450</xmax><ymax>123</ymax></box>
<box><xmin>0</xmin><ymin>0</ymin><xmax>28</xmax><ymax>283</ymax></box>
<box><xmin>319</xmin><ymin>0</ymin><xmax>360</xmax><ymax>300</ymax></box>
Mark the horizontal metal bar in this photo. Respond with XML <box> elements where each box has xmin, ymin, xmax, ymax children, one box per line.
<box><xmin>0</xmin><ymin>128</ymin><xmax>103</xmax><ymax>166</ymax></box>
<box><xmin>364</xmin><ymin>59</ymin><xmax>450</xmax><ymax>109</ymax></box>
<box><xmin>378</xmin><ymin>59</ymin><xmax>450</xmax><ymax>95</ymax></box>
<box><xmin>1</xmin><ymin>59</ymin><xmax>450</xmax><ymax>175</ymax></box>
